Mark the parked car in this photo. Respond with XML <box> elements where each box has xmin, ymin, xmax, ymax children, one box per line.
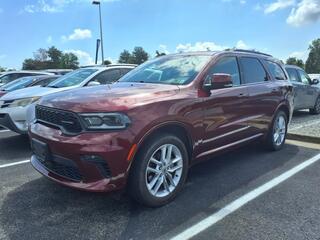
<box><xmin>0</xmin><ymin>64</ymin><xmax>135</xmax><ymax>134</ymax></box>
<box><xmin>0</xmin><ymin>71</ymin><xmax>53</xmax><ymax>87</ymax></box>
<box><xmin>29</xmin><ymin>50</ymin><xmax>293</xmax><ymax>207</ymax></box>
<box><xmin>0</xmin><ymin>75</ymin><xmax>60</xmax><ymax>97</ymax></box>
<box><xmin>285</xmin><ymin>65</ymin><xmax>320</xmax><ymax>114</ymax></box>
<box><xmin>43</xmin><ymin>69</ymin><xmax>73</xmax><ymax>75</ymax></box>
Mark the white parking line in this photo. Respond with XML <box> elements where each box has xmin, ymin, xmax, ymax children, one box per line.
<box><xmin>0</xmin><ymin>159</ymin><xmax>30</xmax><ymax>169</ymax></box>
<box><xmin>171</xmin><ymin>152</ymin><xmax>320</xmax><ymax>240</ymax></box>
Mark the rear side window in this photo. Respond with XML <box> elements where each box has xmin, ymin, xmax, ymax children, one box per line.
<box><xmin>207</xmin><ymin>57</ymin><xmax>241</xmax><ymax>86</ymax></box>
<box><xmin>120</xmin><ymin>68</ymin><xmax>133</xmax><ymax>77</ymax></box>
<box><xmin>265</xmin><ymin>61</ymin><xmax>286</xmax><ymax>80</ymax></box>
<box><xmin>91</xmin><ymin>69</ymin><xmax>121</xmax><ymax>85</ymax></box>
<box><xmin>297</xmin><ymin>70</ymin><xmax>311</xmax><ymax>85</ymax></box>
<box><xmin>286</xmin><ymin>68</ymin><xmax>299</xmax><ymax>82</ymax></box>
<box><xmin>240</xmin><ymin>57</ymin><xmax>268</xmax><ymax>84</ymax></box>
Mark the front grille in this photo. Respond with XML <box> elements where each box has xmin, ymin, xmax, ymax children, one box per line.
<box><xmin>36</xmin><ymin>105</ymin><xmax>83</xmax><ymax>135</ymax></box>
<box><xmin>0</xmin><ymin>100</ymin><xmax>14</xmax><ymax>109</ymax></box>
<box><xmin>41</xmin><ymin>155</ymin><xmax>83</xmax><ymax>182</ymax></box>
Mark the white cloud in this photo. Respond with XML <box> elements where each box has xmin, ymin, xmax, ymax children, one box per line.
<box><xmin>24</xmin><ymin>0</ymin><xmax>119</xmax><ymax>13</ymax></box>
<box><xmin>289</xmin><ymin>50</ymin><xmax>309</xmax><ymax>60</ymax></box>
<box><xmin>64</xmin><ymin>49</ymin><xmax>95</xmax><ymax>65</ymax></box>
<box><xmin>264</xmin><ymin>0</ymin><xmax>295</xmax><ymax>14</ymax></box>
<box><xmin>46</xmin><ymin>36</ymin><xmax>53</xmax><ymax>44</ymax></box>
<box><xmin>287</xmin><ymin>0</ymin><xmax>320</xmax><ymax>26</ymax></box>
<box><xmin>176</xmin><ymin>42</ymin><xmax>228</xmax><ymax>52</ymax></box>
<box><xmin>240</xmin><ymin>0</ymin><xmax>246</xmax><ymax>4</ymax></box>
<box><xmin>159</xmin><ymin>44</ymin><xmax>170</xmax><ymax>54</ymax></box>
<box><xmin>62</xmin><ymin>29</ymin><xmax>92</xmax><ymax>41</ymax></box>
<box><xmin>236</xmin><ymin>40</ymin><xmax>250</xmax><ymax>49</ymax></box>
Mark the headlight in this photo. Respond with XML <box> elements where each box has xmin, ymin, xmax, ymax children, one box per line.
<box><xmin>9</xmin><ymin>97</ymin><xmax>40</xmax><ymax>108</ymax></box>
<box><xmin>80</xmin><ymin>113</ymin><xmax>131</xmax><ymax>130</ymax></box>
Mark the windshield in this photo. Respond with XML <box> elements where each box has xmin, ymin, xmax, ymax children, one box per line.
<box><xmin>1</xmin><ymin>76</ymin><xmax>34</xmax><ymax>91</ymax></box>
<box><xmin>119</xmin><ymin>55</ymin><xmax>211</xmax><ymax>85</ymax></box>
<box><xmin>47</xmin><ymin>69</ymin><xmax>98</xmax><ymax>88</ymax></box>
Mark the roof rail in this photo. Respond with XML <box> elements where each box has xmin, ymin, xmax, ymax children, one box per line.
<box><xmin>225</xmin><ymin>48</ymin><xmax>273</xmax><ymax>57</ymax></box>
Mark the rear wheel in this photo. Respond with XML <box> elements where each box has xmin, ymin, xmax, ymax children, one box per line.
<box><xmin>310</xmin><ymin>97</ymin><xmax>320</xmax><ymax>115</ymax></box>
<box><xmin>128</xmin><ymin>134</ymin><xmax>189</xmax><ymax>207</ymax></box>
<box><xmin>265</xmin><ymin>111</ymin><xmax>288</xmax><ymax>151</ymax></box>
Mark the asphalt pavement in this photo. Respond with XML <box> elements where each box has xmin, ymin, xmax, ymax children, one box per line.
<box><xmin>0</xmin><ymin>130</ymin><xmax>320</xmax><ymax>240</ymax></box>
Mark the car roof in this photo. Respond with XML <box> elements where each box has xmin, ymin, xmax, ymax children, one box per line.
<box><xmin>81</xmin><ymin>64</ymin><xmax>137</xmax><ymax>69</ymax></box>
<box><xmin>284</xmin><ymin>65</ymin><xmax>304</xmax><ymax>71</ymax></box>
<box><xmin>1</xmin><ymin>70</ymin><xmax>53</xmax><ymax>75</ymax></box>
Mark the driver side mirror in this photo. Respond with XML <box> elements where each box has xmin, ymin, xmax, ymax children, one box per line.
<box><xmin>311</xmin><ymin>79</ymin><xmax>319</xmax><ymax>85</ymax></box>
<box><xmin>204</xmin><ymin>73</ymin><xmax>233</xmax><ymax>91</ymax></box>
<box><xmin>87</xmin><ymin>81</ymin><xmax>101</xmax><ymax>87</ymax></box>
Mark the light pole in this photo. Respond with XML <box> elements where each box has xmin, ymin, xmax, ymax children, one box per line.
<box><xmin>92</xmin><ymin>1</ymin><xmax>104</xmax><ymax>65</ymax></box>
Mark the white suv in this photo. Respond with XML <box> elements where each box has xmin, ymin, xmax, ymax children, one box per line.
<box><xmin>0</xmin><ymin>65</ymin><xmax>135</xmax><ymax>134</ymax></box>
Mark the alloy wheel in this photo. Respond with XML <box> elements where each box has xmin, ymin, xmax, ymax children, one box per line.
<box><xmin>145</xmin><ymin>144</ymin><xmax>183</xmax><ymax>198</ymax></box>
<box><xmin>273</xmin><ymin>115</ymin><xmax>286</xmax><ymax>146</ymax></box>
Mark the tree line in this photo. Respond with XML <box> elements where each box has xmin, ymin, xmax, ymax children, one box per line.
<box><xmin>1</xmin><ymin>38</ymin><xmax>320</xmax><ymax>73</ymax></box>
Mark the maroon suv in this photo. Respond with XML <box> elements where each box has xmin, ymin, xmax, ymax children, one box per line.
<box><xmin>29</xmin><ymin>50</ymin><xmax>293</xmax><ymax>207</ymax></box>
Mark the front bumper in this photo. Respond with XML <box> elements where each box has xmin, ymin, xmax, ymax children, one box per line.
<box><xmin>0</xmin><ymin>106</ymin><xmax>29</xmax><ymax>134</ymax></box>
<box><xmin>0</xmin><ymin>113</ymin><xmax>27</xmax><ymax>134</ymax></box>
<box><xmin>29</xmin><ymin>122</ymin><xmax>136</xmax><ymax>192</ymax></box>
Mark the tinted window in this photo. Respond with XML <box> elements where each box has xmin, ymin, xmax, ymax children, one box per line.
<box><xmin>240</xmin><ymin>57</ymin><xmax>268</xmax><ymax>84</ymax></box>
<box><xmin>120</xmin><ymin>68</ymin><xmax>133</xmax><ymax>77</ymax></box>
<box><xmin>48</xmin><ymin>69</ymin><xmax>98</xmax><ymax>88</ymax></box>
<box><xmin>207</xmin><ymin>57</ymin><xmax>240</xmax><ymax>86</ymax></box>
<box><xmin>297</xmin><ymin>69</ymin><xmax>311</xmax><ymax>85</ymax></box>
<box><xmin>120</xmin><ymin>55</ymin><xmax>211</xmax><ymax>85</ymax></box>
<box><xmin>32</xmin><ymin>77</ymin><xmax>58</xmax><ymax>87</ymax></box>
<box><xmin>3</xmin><ymin>76</ymin><xmax>35</xmax><ymax>91</ymax></box>
<box><xmin>266</xmin><ymin>61</ymin><xmax>286</xmax><ymax>80</ymax></box>
<box><xmin>91</xmin><ymin>69</ymin><xmax>121</xmax><ymax>85</ymax></box>
<box><xmin>286</xmin><ymin>68</ymin><xmax>299</xmax><ymax>82</ymax></box>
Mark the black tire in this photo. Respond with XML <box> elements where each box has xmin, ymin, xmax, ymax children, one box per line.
<box><xmin>265</xmin><ymin>110</ymin><xmax>288</xmax><ymax>151</ymax></box>
<box><xmin>128</xmin><ymin>133</ymin><xmax>189</xmax><ymax>207</ymax></box>
<box><xmin>310</xmin><ymin>97</ymin><xmax>320</xmax><ymax>115</ymax></box>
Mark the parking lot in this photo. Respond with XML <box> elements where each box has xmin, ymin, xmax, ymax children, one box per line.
<box><xmin>0</xmin><ymin>112</ymin><xmax>320</xmax><ymax>240</ymax></box>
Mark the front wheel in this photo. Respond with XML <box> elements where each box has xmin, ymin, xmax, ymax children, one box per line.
<box><xmin>310</xmin><ymin>97</ymin><xmax>320</xmax><ymax>115</ymax></box>
<box><xmin>128</xmin><ymin>134</ymin><xmax>189</xmax><ymax>207</ymax></box>
<box><xmin>265</xmin><ymin>111</ymin><xmax>288</xmax><ymax>151</ymax></box>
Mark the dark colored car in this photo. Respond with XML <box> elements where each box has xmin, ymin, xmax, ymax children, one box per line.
<box><xmin>0</xmin><ymin>71</ymin><xmax>52</xmax><ymax>87</ymax></box>
<box><xmin>29</xmin><ymin>50</ymin><xmax>293</xmax><ymax>207</ymax></box>
<box><xmin>0</xmin><ymin>75</ymin><xmax>59</xmax><ymax>97</ymax></box>
<box><xmin>285</xmin><ymin>65</ymin><xmax>320</xmax><ymax>114</ymax></box>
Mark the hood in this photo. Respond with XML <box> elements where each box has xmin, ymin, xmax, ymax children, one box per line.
<box><xmin>40</xmin><ymin>82</ymin><xmax>180</xmax><ymax>112</ymax></box>
<box><xmin>0</xmin><ymin>86</ymin><xmax>75</xmax><ymax>101</ymax></box>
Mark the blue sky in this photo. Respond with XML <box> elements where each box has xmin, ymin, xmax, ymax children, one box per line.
<box><xmin>0</xmin><ymin>0</ymin><xmax>319</xmax><ymax>69</ymax></box>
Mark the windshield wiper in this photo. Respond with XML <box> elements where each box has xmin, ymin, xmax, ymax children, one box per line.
<box><xmin>47</xmin><ymin>85</ymin><xmax>60</xmax><ymax>88</ymax></box>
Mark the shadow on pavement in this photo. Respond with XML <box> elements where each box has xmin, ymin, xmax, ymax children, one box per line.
<box><xmin>0</xmin><ymin>133</ymin><xmax>31</xmax><ymax>162</ymax></box>
<box><xmin>1</xmin><ymin>143</ymin><xmax>300</xmax><ymax>240</ymax></box>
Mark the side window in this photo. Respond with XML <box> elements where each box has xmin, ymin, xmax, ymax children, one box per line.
<box><xmin>265</xmin><ymin>61</ymin><xmax>286</xmax><ymax>80</ymax></box>
<box><xmin>91</xmin><ymin>69</ymin><xmax>121</xmax><ymax>85</ymax></box>
<box><xmin>120</xmin><ymin>68</ymin><xmax>132</xmax><ymax>77</ymax></box>
<box><xmin>240</xmin><ymin>57</ymin><xmax>268</xmax><ymax>84</ymax></box>
<box><xmin>207</xmin><ymin>57</ymin><xmax>241</xmax><ymax>86</ymax></box>
<box><xmin>297</xmin><ymin>70</ymin><xmax>311</xmax><ymax>85</ymax></box>
<box><xmin>286</xmin><ymin>68</ymin><xmax>299</xmax><ymax>82</ymax></box>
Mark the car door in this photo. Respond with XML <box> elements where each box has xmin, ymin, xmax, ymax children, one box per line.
<box><xmin>286</xmin><ymin>67</ymin><xmax>304</xmax><ymax>110</ymax></box>
<box><xmin>239</xmin><ymin>57</ymin><xmax>280</xmax><ymax>136</ymax></box>
<box><xmin>199</xmin><ymin>56</ymin><xmax>251</xmax><ymax>156</ymax></box>
<box><xmin>297</xmin><ymin>69</ymin><xmax>317</xmax><ymax>108</ymax></box>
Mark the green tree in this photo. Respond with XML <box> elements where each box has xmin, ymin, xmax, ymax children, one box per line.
<box><xmin>0</xmin><ymin>66</ymin><xmax>6</xmax><ymax>72</ymax></box>
<box><xmin>131</xmin><ymin>47</ymin><xmax>149</xmax><ymax>64</ymax></box>
<box><xmin>286</xmin><ymin>57</ymin><xmax>305</xmax><ymax>69</ymax></box>
<box><xmin>305</xmin><ymin>38</ymin><xmax>320</xmax><ymax>73</ymax></box>
<box><xmin>47</xmin><ymin>46</ymin><xmax>63</xmax><ymax>67</ymax></box>
<box><xmin>60</xmin><ymin>53</ymin><xmax>79</xmax><ymax>69</ymax></box>
<box><xmin>34</xmin><ymin>48</ymin><xmax>48</xmax><ymax>62</ymax></box>
<box><xmin>118</xmin><ymin>50</ymin><xmax>132</xmax><ymax>64</ymax></box>
<box><xmin>103</xmin><ymin>60</ymin><xmax>112</xmax><ymax>65</ymax></box>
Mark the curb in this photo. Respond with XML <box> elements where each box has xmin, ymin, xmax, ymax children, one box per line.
<box><xmin>287</xmin><ymin>132</ymin><xmax>320</xmax><ymax>144</ymax></box>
